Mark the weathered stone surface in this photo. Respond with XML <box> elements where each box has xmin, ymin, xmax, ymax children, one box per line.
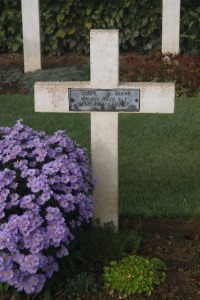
<box><xmin>21</xmin><ymin>0</ymin><xmax>41</xmax><ymax>72</ymax></box>
<box><xmin>35</xmin><ymin>82</ymin><xmax>175</xmax><ymax>114</ymax></box>
<box><xmin>91</xmin><ymin>113</ymin><xmax>118</xmax><ymax>227</ymax></box>
<box><xmin>90</xmin><ymin>30</ymin><xmax>119</xmax><ymax>88</ymax></box>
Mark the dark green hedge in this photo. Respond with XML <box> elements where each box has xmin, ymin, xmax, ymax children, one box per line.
<box><xmin>180</xmin><ymin>0</ymin><xmax>200</xmax><ymax>55</ymax></box>
<box><xmin>0</xmin><ymin>0</ymin><xmax>199</xmax><ymax>55</ymax></box>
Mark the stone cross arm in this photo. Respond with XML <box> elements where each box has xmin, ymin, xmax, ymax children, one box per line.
<box><xmin>35</xmin><ymin>81</ymin><xmax>174</xmax><ymax>114</ymax></box>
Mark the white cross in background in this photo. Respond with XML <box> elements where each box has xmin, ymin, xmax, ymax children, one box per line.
<box><xmin>162</xmin><ymin>0</ymin><xmax>181</xmax><ymax>54</ymax></box>
<box><xmin>21</xmin><ymin>0</ymin><xmax>41</xmax><ymax>72</ymax></box>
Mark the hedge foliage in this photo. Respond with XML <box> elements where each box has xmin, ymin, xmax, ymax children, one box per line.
<box><xmin>0</xmin><ymin>0</ymin><xmax>199</xmax><ymax>55</ymax></box>
<box><xmin>126</xmin><ymin>53</ymin><xmax>200</xmax><ymax>97</ymax></box>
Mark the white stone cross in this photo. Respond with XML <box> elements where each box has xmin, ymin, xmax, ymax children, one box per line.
<box><xmin>162</xmin><ymin>0</ymin><xmax>181</xmax><ymax>54</ymax></box>
<box><xmin>21</xmin><ymin>0</ymin><xmax>41</xmax><ymax>73</ymax></box>
<box><xmin>35</xmin><ymin>30</ymin><xmax>175</xmax><ymax>229</ymax></box>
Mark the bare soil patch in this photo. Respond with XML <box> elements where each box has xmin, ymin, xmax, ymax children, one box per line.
<box><xmin>120</xmin><ymin>218</ymin><xmax>200</xmax><ymax>299</ymax></box>
<box><xmin>0</xmin><ymin>53</ymin><xmax>90</xmax><ymax>71</ymax></box>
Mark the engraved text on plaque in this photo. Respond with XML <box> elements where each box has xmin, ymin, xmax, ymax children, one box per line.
<box><xmin>69</xmin><ymin>89</ymin><xmax>140</xmax><ymax>112</ymax></box>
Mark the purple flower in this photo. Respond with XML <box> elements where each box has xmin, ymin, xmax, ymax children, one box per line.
<box><xmin>0</xmin><ymin>120</ymin><xmax>95</xmax><ymax>294</ymax></box>
<box><xmin>37</xmin><ymin>192</ymin><xmax>51</xmax><ymax>205</ymax></box>
<box><xmin>56</xmin><ymin>245</ymin><xmax>69</xmax><ymax>258</ymax></box>
<box><xmin>20</xmin><ymin>195</ymin><xmax>35</xmax><ymax>209</ymax></box>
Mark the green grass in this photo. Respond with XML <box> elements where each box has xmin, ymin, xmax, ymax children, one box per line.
<box><xmin>0</xmin><ymin>94</ymin><xmax>90</xmax><ymax>150</ymax></box>
<box><xmin>119</xmin><ymin>97</ymin><xmax>200</xmax><ymax>218</ymax></box>
<box><xmin>1</xmin><ymin>95</ymin><xmax>200</xmax><ymax>218</ymax></box>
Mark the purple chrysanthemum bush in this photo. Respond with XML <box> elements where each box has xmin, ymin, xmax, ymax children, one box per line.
<box><xmin>0</xmin><ymin>120</ymin><xmax>95</xmax><ymax>294</ymax></box>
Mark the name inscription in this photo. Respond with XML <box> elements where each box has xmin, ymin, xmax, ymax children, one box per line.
<box><xmin>69</xmin><ymin>89</ymin><xmax>140</xmax><ymax>112</ymax></box>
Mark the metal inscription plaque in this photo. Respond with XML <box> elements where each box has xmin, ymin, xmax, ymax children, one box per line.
<box><xmin>69</xmin><ymin>89</ymin><xmax>140</xmax><ymax>112</ymax></box>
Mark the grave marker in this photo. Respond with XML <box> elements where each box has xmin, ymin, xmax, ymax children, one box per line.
<box><xmin>162</xmin><ymin>0</ymin><xmax>181</xmax><ymax>54</ymax></box>
<box><xmin>35</xmin><ymin>30</ymin><xmax>175</xmax><ymax>229</ymax></box>
<box><xmin>21</xmin><ymin>0</ymin><xmax>41</xmax><ymax>73</ymax></box>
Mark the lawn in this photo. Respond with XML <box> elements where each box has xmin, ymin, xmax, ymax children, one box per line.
<box><xmin>1</xmin><ymin>94</ymin><xmax>200</xmax><ymax>219</ymax></box>
<box><xmin>119</xmin><ymin>96</ymin><xmax>200</xmax><ymax>218</ymax></box>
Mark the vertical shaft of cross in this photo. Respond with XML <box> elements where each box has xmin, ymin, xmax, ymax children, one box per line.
<box><xmin>90</xmin><ymin>30</ymin><xmax>119</xmax><ymax>88</ymax></box>
<box><xmin>21</xmin><ymin>0</ymin><xmax>41</xmax><ymax>73</ymax></box>
<box><xmin>90</xmin><ymin>30</ymin><xmax>119</xmax><ymax>228</ymax></box>
<box><xmin>162</xmin><ymin>0</ymin><xmax>181</xmax><ymax>54</ymax></box>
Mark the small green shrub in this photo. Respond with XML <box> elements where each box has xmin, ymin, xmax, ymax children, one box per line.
<box><xmin>0</xmin><ymin>69</ymin><xmax>23</xmax><ymax>94</ymax></box>
<box><xmin>0</xmin><ymin>69</ymin><xmax>23</xmax><ymax>86</ymax></box>
<box><xmin>66</xmin><ymin>272</ymin><xmax>97</xmax><ymax>300</ymax></box>
<box><xmin>0</xmin><ymin>67</ymin><xmax>89</xmax><ymax>95</ymax></box>
<box><xmin>22</xmin><ymin>66</ymin><xmax>89</xmax><ymax>94</ymax></box>
<box><xmin>103</xmin><ymin>255</ymin><xmax>166</xmax><ymax>298</ymax></box>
